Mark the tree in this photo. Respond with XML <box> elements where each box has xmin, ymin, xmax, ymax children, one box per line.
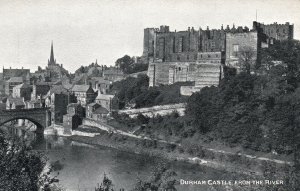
<box><xmin>115</xmin><ymin>55</ymin><xmax>134</xmax><ymax>74</ymax></box>
<box><xmin>95</xmin><ymin>173</ymin><xmax>116</xmax><ymax>191</ymax></box>
<box><xmin>132</xmin><ymin>162</ymin><xmax>177</xmax><ymax>191</ymax></box>
<box><xmin>0</xmin><ymin>132</ymin><xmax>60</xmax><ymax>191</ymax></box>
<box><xmin>115</xmin><ymin>55</ymin><xmax>148</xmax><ymax>74</ymax></box>
<box><xmin>260</xmin><ymin>39</ymin><xmax>300</xmax><ymax>89</ymax></box>
<box><xmin>238</xmin><ymin>46</ymin><xmax>256</xmax><ymax>74</ymax></box>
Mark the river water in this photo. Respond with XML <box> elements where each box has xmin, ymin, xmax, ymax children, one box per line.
<box><xmin>2</xmin><ymin>126</ymin><xmax>245</xmax><ymax>191</ymax></box>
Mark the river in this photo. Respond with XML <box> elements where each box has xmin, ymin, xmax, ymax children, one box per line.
<box><xmin>1</xmin><ymin>125</ymin><xmax>247</xmax><ymax>191</ymax></box>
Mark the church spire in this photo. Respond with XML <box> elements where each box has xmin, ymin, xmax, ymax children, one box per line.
<box><xmin>48</xmin><ymin>41</ymin><xmax>56</xmax><ymax>65</ymax></box>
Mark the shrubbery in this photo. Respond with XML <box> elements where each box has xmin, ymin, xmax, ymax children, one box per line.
<box><xmin>109</xmin><ymin>74</ymin><xmax>191</xmax><ymax>109</ymax></box>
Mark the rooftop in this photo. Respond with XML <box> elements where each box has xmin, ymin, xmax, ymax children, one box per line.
<box><xmin>93</xmin><ymin>106</ymin><xmax>109</xmax><ymax>114</ymax></box>
<box><xmin>87</xmin><ymin>102</ymin><xmax>100</xmax><ymax>107</ymax></box>
<box><xmin>96</xmin><ymin>93</ymin><xmax>114</xmax><ymax>100</ymax></box>
<box><xmin>6</xmin><ymin>77</ymin><xmax>23</xmax><ymax>83</ymax></box>
<box><xmin>72</xmin><ymin>84</ymin><xmax>94</xmax><ymax>93</ymax></box>
<box><xmin>13</xmin><ymin>83</ymin><xmax>31</xmax><ymax>89</ymax></box>
<box><xmin>103</xmin><ymin>69</ymin><xmax>124</xmax><ymax>75</ymax></box>
<box><xmin>48</xmin><ymin>85</ymin><xmax>69</xmax><ymax>95</ymax></box>
<box><xmin>7</xmin><ymin>97</ymin><xmax>25</xmax><ymax>106</ymax></box>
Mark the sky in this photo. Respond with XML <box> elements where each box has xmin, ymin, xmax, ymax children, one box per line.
<box><xmin>0</xmin><ymin>0</ymin><xmax>299</xmax><ymax>73</ymax></box>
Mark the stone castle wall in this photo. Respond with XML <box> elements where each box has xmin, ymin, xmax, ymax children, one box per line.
<box><xmin>253</xmin><ymin>21</ymin><xmax>294</xmax><ymax>41</ymax></box>
<box><xmin>225</xmin><ymin>31</ymin><xmax>259</xmax><ymax>68</ymax></box>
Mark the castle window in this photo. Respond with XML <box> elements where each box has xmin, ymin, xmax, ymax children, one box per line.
<box><xmin>178</xmin><ymin>37</ymin><xmax>184</xmax><ymax>52</ymax></box>
<box><xmin>194</xmin><ymin>54</ymin><xmax>197</xmax><ymax>60</ymax></box>
<box><xmin>187</xmin><ymin>55</ymin><xmax>189</xmax><ymax>60</ymax></box>
<box><xmin>283</xmin><ymin>29</ymin><xmax>286</xmax><ymax>33</ymax></box>
<box><xmin>208</xmin><ymin>54</ymin><xmax>211</xmax><ymax>58</ymax></box>
<box><xmin>173</xmin><ymin>37</ymin><xmax>176</xmax><ymax>53</ymax></box>
<box><xmin>177</xmin><ymin>55</ymin><xmax>180</xmax><ymax>61</ymax></box>
<box><xmin>159</xmin><ymin>38</ymin><xmax>165</xmax><ymax>59</ymax></box>
<box><xmin>233</xmin><ymin>44</ymin><xmax>239</xmax><ymax>52</ymax></box>
<box><xmin>233</xmin><ymin>44</ymin><xmax>239</xmax><ymax>56</ymax></box>
<box><xmin>211</xmin><ymin>42</ymin><xmax>215</xmax><ymax>48</ymax></box>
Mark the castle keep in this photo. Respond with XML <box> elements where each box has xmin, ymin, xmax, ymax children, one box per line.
<box><xmin>144</xmin><ymin>21</ymin><xmax>294</xmax><ymax>94</ymax></box>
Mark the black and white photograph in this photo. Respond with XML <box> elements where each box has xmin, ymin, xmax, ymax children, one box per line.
<box><xmin>0</xmin><ymin>0</ymin><xmax>299</xmax><ymax>190</ymax></box>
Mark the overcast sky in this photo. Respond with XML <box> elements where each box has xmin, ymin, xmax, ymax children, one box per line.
<box><xmin>0</xmin><ymin>0</ymin><xmax>299</xmax><ymax>73</ymax></box>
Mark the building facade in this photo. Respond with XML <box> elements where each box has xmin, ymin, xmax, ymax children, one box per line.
<box><xmin>86</xmin><ymin>102</ymin><xmax>109</xmax><ymax>122</ymax></box>
<box><xmin>6</xmin><ymin>97</ymin><xmax>25</xmax><ymax>110</ymax></box>
<box><xmin>31</xmin><ymin>82</ymin><xmax>51</xmax><ymax>101</ymax></box>
<box><xmin>2</xmin><ymin>67</ymin><xmax>30</xmax><ymax>82</ymax></box>
<box><xmin>253</xmin><ymin>21</ymin><xmax>294</xmax><ymax>41</ymax></box>
<box><xmin>5</xmin><ymin>77</ymin><xmax>24</xmax><ymax>95</ymax></box>
<box><xmin>71</xmin><ymin>84</ymin><xmax>96</xmax><ymax>106</ymax></box>
<box><xmin>12</xmin><ymin>83</ymin><xmax>32</xmax><ymax>101</ymax></box>
<box><xmin>45</xmin><ymin>85</ymin><xmax>76</xmax><ymax>124</ymax></box>
<box><xmin>146</xmin><ymin>21</ymin><xmax>293</xmax><ymax>90</ymax></box>
<box><xmin>95</xmin><ymin>91</ymin><xmax>116</xmax><ymax>112</ymax></box>
<box><xmin>63</xmin><ymin>103</ymin><xmax>85</xmax><ymax>132</ymax></box>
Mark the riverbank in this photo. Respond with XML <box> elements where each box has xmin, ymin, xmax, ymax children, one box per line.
<box><xmin>66</xmin><ymin>126</ymin><xmax>291</xmax><ymax>179</ymax></box>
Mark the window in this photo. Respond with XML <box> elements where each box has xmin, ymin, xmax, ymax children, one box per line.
<box><xmin>233</xmin><ymin>45</ymin><xmax>239</xmax><ymax>56</ymax></box>
<box><xmin>159</xmin><ymin>38</ymin><xmax>165</xmax><ymax>58</ymax></box>
<box><xmin>211</xmin><ymin>42</ymin><xmax>215</xmax><ymax>48</ymax></box>
<box><xmin>178</xmin><ymin>37</ymin><xmax>184</xmax><ymax>52</ymax></box>
<box><xmin>173</xmin><ymin>37</ymin><xmax>176</xmax><ymax>53</ymax></box>
<box><xmin>233</xmin><ymin>44</ymin><xmax>239</xmax><ymax>52</ymax></box>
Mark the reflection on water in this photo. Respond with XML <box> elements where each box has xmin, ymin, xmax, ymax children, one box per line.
<box><xmin>1</xmin><ymin>125</ymin><xmax>244</xmax><ymax>191</ymax></box>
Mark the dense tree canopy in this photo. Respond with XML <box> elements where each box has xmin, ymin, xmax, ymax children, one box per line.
<box><xmin>74</xmin><ymin>62</ymin><xmax>101</xmax><ymax>76</ymax></box>
<box><xmin>115</xmin><ymin>55</ymin><xmax>148</xmax><ymax>74</ymax></box>
<box><xmin>109</xmin><ymin>74</ymin><xmax>191</xmax><ymax>109</ymax></box>
<box><xmin>186</xmin><ymin>40</ymin><xmax>300</xmax><ymax>154</ymax></box>
<box><xmin>0</xmin><ymin>132</ymin><xmax>59</xmax><ymax>191</ymax></box>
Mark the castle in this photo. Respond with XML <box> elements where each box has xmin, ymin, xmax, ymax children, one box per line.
<box><xmin>144</xmin><ymin>21</ymin><xmax>294</xmax><ymax>95</ymax></box>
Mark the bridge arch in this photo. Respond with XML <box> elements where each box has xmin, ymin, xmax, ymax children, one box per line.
<box><xmin>0</xmin><ymin>108</ymin><xmax>51</xmax><ymax>134</ymax></box>
<box><xmin>0</xmin><ymin>117</ymin><xmax>45</xmax><ymax>134</ymax></box>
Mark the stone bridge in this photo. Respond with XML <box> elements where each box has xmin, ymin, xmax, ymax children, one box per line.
<box><xmin>0</xmin><ymin>108</ymin><xmax>51</xmax><ymax>134</ymax></box>
<box><xmin>118</xmin><ymin>103</ymin><xmax>186</xmax><ymax>118</ymax></box>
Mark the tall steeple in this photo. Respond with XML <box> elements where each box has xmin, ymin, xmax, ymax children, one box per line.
<box><xmin>48</xmin><ymin>41</ymin><xmax>56</xmax><ymax>65</ymax></box>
